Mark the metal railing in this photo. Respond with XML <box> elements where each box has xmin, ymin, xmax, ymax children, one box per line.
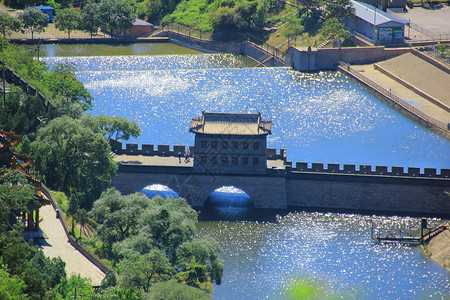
<box><xmin>161</xmin><ymin>23</ymin><xmax>213</xmax><ymax>41</ymax></box>
<box><xmin>338</xmin><ymin>62</ymin><xmax>450</xmax><ymax>136</ymax></box>
<box><xmin>424</xmin><ymin>44</ymin><xmax>450</xmax><ymax>65</ymax></box>
<box><xmin>247</xmin><ymin>34</ymin><xmax>287</xmax><ymax>61</ymax></box>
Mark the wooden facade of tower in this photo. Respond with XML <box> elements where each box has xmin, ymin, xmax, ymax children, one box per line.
<box><xmin>189</xmin><ymin>112</ymin><xmax>272</xmax><ymax>174</ymax></box>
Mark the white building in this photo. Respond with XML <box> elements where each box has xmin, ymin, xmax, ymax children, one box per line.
<box><xmin>346</xmin><ymin>0</ymin><xmax>409</xmax><ymax>44</ymax></box>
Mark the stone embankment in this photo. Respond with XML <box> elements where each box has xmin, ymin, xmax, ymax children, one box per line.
<box><xmin>423</xmin><ymin>227</ymin><xmax>450</xmax><ymax>270</ymax></box>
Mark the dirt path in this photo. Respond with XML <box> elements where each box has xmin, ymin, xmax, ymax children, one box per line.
<box><xmin>38</xmin><ymin>205</ymin><xmax>105</xmax><ymax>285</ymax></box>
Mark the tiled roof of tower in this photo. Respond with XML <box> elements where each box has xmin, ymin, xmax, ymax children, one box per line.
<box><xmin>189</xmin><ymin>112</ymin><xmax>272</xmax><ymax>135</ymax></box>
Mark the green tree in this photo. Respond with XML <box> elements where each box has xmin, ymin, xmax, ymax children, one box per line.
<box><xmin>0</xmin><ymin>169</ymin><xmax>34</xmax><ymax>230</ymax></box>
<box><xmin>0</xmin><ymin>11</ymin><xmax>21</xmax><ymax>39</ymax></box>
<box><xmin>75</xmin><ymin>208</ymin><xmax>89</xmax><ymax>239</ymax></box>
<box><xmin>282</xmin><ymin>14</ymin><xmax>304</xmax><ymax>40</ymax></box>
<box><xmin>176</xmin><ymin>237</ymin><xmax>223</xmax><ymax>285</ymax></box>
<box><xmin>90</xmin><ymin>190</ymin><xmax>224</xmax><ymax>292</ymax></box>
<box><xmin>68</xmin><ymin>194</ymin><xmax>79</xmax><ymax>235</ymax></box>
<box><xmin>43</xmin><ymin>62</ymin><xmax>93</xmax><ymax>114</ymax></box>
<box><xmin>98</xmin><ymin>0</ymin><xmax>136</xmax><ymax>37</ymax></box>
<box><xmin>47</xmin><ymin>274</ymin><xmax>95</xmax><ymax>299</ymax></box>
<box><xmin>79</xmin><ymin>1</ymin><xmax>101</xmax><ymax>38</ymax></box>
<box><xmin>119</xmin><ymin>250</ymin><xmax>173</xmax><ymax>292</ymax></box>
<box><xmin>18</xmin><ymin>7</ymin><xmax>48</xmax><ymax>39</ymax></box>
<box><xmin>436</xmin><ymin>43</ymin><xmax>448</xmax><ymax>58</ymax></box>
<box><xmin>0</xmin><ymin>230</ymin><xmax>67</xmax><ymax>298</ymax></box>
<box><xmin>94</xmin><ymin>115</ymin><xmax>141</xmax><ymax>142</ymax></box>
<box><xmin>29</xmin><ymin>250</ymin><xmax>66</xmax><ymax>291</ymax></box>
<box><xmin>30</xmin><ymin>115</ymin><xmax>118</xmax><ymax>209</ymax></box>
<box><xmin>319</xmin><ymin>17</ymin><xmax>349</xmax><ymax>41</ymax></box>
<box><xmin>145</xmin><ymin>279</ymin><xmax>212</xmax><ymax>300</ymax></box>
<box><xmin>89</xmin><ymin>189</ymin><xmax>149</xmax><ymax>259</ymax></box>
<box><xmin>0</xmin><ymin>265</ymin><xmax>27</xmax><ymax>300</ymax></box>
<box><xmin>173</xmin><ymin>262</ymin><xmax>212</xmax><ymax>293</ymax></box>
<box><xmin>0</xmin><ymin>87</ymin><xmax>48</xmax><ymax>134</ymax></box>
<box><xmin>323</xmin><ymin>0</ymin><xmax>355</xmax><ymax>22</ymax></box>
<box><xmin>54</xmin><ymin>8</ymin><xmax>81</xmax><ymax>39</ymax></box>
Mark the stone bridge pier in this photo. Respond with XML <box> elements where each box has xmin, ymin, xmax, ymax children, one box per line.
<box><xmin>110</xmin><ymin>166</ymin><xmax>287</xmax><ymax>208</ymax></box>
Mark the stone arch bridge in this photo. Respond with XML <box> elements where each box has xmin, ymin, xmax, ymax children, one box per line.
<box><xmin>111</xmin><ymin>165</ymin><xmax>287</xmax><ymax>208</ymax></box>
<box><xmin>110</xmin><ymin>163</ymin><xmax>450</xmax><ymax>217</ymax></box>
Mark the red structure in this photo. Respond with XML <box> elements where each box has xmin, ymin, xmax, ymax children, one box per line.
<box><xmin>0</xmin><ymin>129</ymin><xmax>50</xmax><ymax>232</ymax></box>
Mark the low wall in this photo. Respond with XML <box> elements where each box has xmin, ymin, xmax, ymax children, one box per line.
<box><xmin>291</xmin><ymin>46</ymin><xmax>410</xmax><ymax>71</ymax></box>
<box><xmin>338</xmin><ymin>62</ymin><xmax>450</xmax><ymax>138</ymax></box>
<box><xmin>373</xmin><ymin>63</ymin><xmax>450</xmax><ymax>112</ymax></box>
<box><xmin>411</xmin><ymin>48</ymin><xmax>450</xmax><ymax>74</ymax></box>
<box><xmin>153</xmin><ymin>30</ymin><xmax>285</xmax><ymax>66</ymax></box>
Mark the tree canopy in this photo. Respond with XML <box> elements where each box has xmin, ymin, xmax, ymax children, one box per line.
<box><xmin>18</xmin><ymin>7</ymin><xmax>48</xmax><ymax>39</ymax></box>
<box><xmin>90</xmin><ymin>189</ymin><xmax>223</xmax><ymax>294</ymax></box>
<box><xmin>0</xmin><ymin>11</ymin><xmax>21</xmax><ymax>39</ymax></box>
<box><xmin>95</xmin><ymin>115</ymin><xmax>142</xmax><ymax>142</ymax></box>
<box><xmin>79</xmin><ymin>1</ymin><xmax>102</xmax><ymax>38</ymax></box>
<box><xmin>54</xmin><ymin>8</ymin><xmax>81</xmax><ymax>39</ymax></box>
<box><xmin>98</xmin><ymin>0</ymin><xmax>136</xmax><ymax>37</ymax></box>
<box><xmin>29</xmin><ymin>115</ymin><xmax>118</xmax><ymax>209</ymax></box>
<box><xmin>0</xmin><ymin>169</ymin><xmax>34</xmax><ymax>230</ymax></box>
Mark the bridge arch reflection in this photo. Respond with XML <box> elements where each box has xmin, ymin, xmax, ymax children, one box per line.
<box><xmin>205</xmin><ymin>186</ymin><xmax>253</xmax><ymax>208</ymax></box>
<box><xmin>140</xmin><ymin>184</ymin><xmax>179</xmax><ymax>199</ymax></box>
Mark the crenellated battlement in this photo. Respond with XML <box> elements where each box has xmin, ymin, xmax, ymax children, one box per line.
<box><xmin>110</xmin><ymin>139</ymin><xmax>195</xmax><ymax>157</ymax></box>
<box><xmin>110</xmin><ymin>140</ymin><xmax>449</xmax><ymax>179</ymax></box>
<box><xmin>110</xmin><ymin>140</ymin><xmax>289</xmax><ymax>161</ymax></box>
<box><xmin>287</xmin><ymin>162</ymin><xmax>449</xmax><ymax>179</ymax></box>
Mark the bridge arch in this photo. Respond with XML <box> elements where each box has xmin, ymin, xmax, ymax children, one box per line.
<box><xmin>140</xmin><ymin>183</ymin><xmax>179</xmax><ymax>199</ymax></box>
<box><xmin>204</xmin><ymin>185</ymin><xmax>253</xmax><ymax>208</ymax></box>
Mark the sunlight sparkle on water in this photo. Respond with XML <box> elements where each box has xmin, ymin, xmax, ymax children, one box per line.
<box><xmin>42</xmin><ymin>54</ymin><xmax>450</xmax><ymax>169</ymax></box>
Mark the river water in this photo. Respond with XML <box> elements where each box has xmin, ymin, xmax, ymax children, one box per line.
<box><xmin>39</xmin><ymin>44</ymin><xmax>450</xmax><ymax>299</ymax></box>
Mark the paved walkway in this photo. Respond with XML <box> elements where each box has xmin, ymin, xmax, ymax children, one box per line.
<box><xmin>37</xmin><ymin>205</ymin><xmax>105</xmax><ymax>285</ymax></box>
<box><xmin>114</xmin><ymin>154</ymin><xmax>289</xmax><ymax>169</ymax></box>
<box><xmin>376</xmin><ymin>52</ymin><xmax>450</xmax><ymax>109</ymax></box>
<box><xmin>352</xmin><ymin>60</ymin><xmax>450</xmax><ymax>125</ymax></box>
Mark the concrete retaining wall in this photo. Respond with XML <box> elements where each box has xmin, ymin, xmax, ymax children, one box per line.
<box><xmin>291</xmin><ymin>46</ymin><xmax>410</xmax><ymax>71</ymax></box>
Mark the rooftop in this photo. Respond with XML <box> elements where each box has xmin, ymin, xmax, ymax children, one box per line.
<box><xmin>189</xmin><ymin>112</ymin><xmax>272</xmax><ymax>136</ymax></box>
<box><xmin>351</xmin><ymin>0</ymin><xmax>409</xmax><ymax>26</ymax></box>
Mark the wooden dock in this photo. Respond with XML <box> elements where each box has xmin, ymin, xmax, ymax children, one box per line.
<box><xmin>372</xmin><ymin>221</ymin><xmax>448</xmax><ymax>245</ymax></box>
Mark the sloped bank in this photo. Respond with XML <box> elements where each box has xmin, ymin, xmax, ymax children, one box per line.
<box><xmin>423</xmin><ymin>228</ymin><xmax>450</xmax><ymax>270</ymax></box>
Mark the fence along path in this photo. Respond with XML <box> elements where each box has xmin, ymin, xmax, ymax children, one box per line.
<box><xmin>338</xmin><ymin>62</ymin><xmax>450</xmax><ymax>138</ymax></box>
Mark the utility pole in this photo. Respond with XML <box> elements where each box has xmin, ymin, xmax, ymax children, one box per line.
<box><xmin>373</xmin><ymin>6</ymin><xmax>377</xmax><ymax>45</ymax></box>
<box><xmin>2</xmin><ymin>59</ymin><xmax>5</xmax><ymax>110</ymax></box>
<box><xmin>37</xmin><ymin>39</ymin><xmax>41</xmax><ymax>61</ymax></box>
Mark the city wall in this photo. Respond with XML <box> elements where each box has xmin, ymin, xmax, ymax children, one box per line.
<box><xmin>110</xmin><ymin>140</ymin><xmax>289</xmax><ymax>162</ymax></box>
<box><xmin>110</xmin><ymin>141</ymin><xmax>450</xmax><ymax>217</ymax></box>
